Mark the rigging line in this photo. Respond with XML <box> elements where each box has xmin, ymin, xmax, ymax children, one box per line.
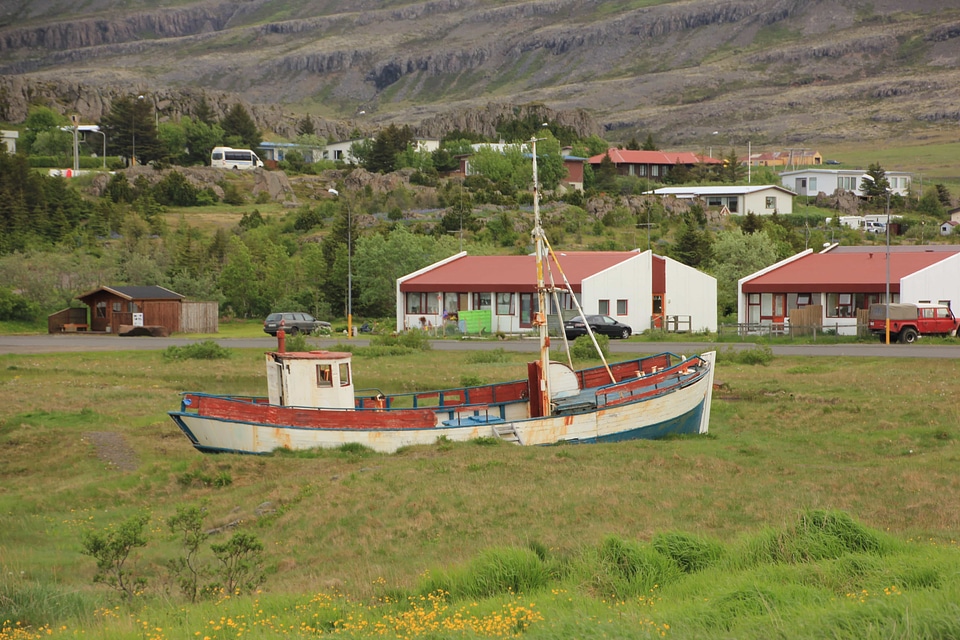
<box><xmin>540</xmin><ymin>235</ymin><xmax>574</xmax><ymax>370</ymax></box>
<box><xmin>541</xmin><ymin>234</ymin><xmax>615</xmax><ymax>384</ymax></box>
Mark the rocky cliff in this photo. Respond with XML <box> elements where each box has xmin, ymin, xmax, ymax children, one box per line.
<box><xmin>1</xmin><ymin>0</ymin><xmax>959</xmax><ymax>146</ymax></box>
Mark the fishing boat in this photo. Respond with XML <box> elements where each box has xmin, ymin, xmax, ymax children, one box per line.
<box><xmin>170</xmin><ymin>137</ymin><xmax>716</xmax><ymax>455</ymax></box>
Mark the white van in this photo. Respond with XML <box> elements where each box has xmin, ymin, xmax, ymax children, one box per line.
<box><xmin>211</xmin><ymin>146</ymin><xmax>263</xmax><ymax>170</ymax></box>
<box><xmin>864</xmin><ymin>220</ymin><xmax>886</xmax><ymax>234</ymax></box>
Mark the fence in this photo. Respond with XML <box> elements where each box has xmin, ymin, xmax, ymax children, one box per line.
<box><xmin>180</xmin><ymin>301</ymin><xmax>219</xmax><ymax>333</ymax></box>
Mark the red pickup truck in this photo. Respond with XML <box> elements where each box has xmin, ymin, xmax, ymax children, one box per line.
<box><xmin>868</xmin><ymin>303</ymin><xmax>960</xmax><ymax>343</ymax></box>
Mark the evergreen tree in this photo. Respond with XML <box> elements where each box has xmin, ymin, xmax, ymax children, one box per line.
<box><xmin>99</xmin><ymin>95</ymin><xmax>161</xmax><ymax>166</ymax></box>
<box><xmin>671</xmin><ymin>217</ymin><xmax>712</xmax><ymax>267</ymax></box>
<box><xmin>595</xmin><ymin>151</ymin><xmax>618</xmax><ymax>192</ymax></box>
<box><xmin>366</xmin><ymin>125</ymin><xmax>414</xmax><ymax>173</ymax></box>
<box><xmin>220</xmin><ymin>103</ymin><xmax>261</xmax><ymax>150</ymax></box>
<box><xmin>191</xmin><ymin>97</ymin><xmax>216</xmax><ymax>125</ymax></box>
<box><xmin>296</xmin><ymin>115</ymin><xmax>316</xmax><ymax>136</ymax></box>
<box><xmin>641</xmin><ymin>133</ymin><xmax>658</xmax><ymax>151</ymax></box>
<box><xmin>935</xmin><ymin>183</ymin><xmax>952</xmax><ymax>208</ymax></box>
<box><xmin>859</xmin><ymin>162</ymin><xmax>889</xmax><ymax>198</ymax></box>
<box><xmin>626</xmin><ymin>136</ymin><xmax>641</xmax><ymax>150</ymax></box>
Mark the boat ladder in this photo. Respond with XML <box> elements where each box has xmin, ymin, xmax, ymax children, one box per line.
<box><xmin>492</xmin><ymin>423</ymin><xmax>521</xmax><ymax>444</ymax></box>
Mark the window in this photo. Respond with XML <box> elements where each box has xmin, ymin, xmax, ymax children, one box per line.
<box><xmin>651</xmin><ymin>164</ymin><xmax>660</xmax><ymax>177</ymax></box>
<box><xmin>796</xmin><ymin>294</ymin><xmax>811</xmax><ymax>307</ymax></box>
<box><xmin>826</xmin><ymin>292</ymin><xmax>865</xmax><ymax>318</ymax></box>
<box><xmin>839</xmin><ymin>176</ymin><xmax>858</xmax><ymax>191</ymax></box>
<box><xmin>637</xmin><ymin>165</ymin><xmax>647</xmax><ymax>177</ymax></box>
<box><xmin>707</xmin><ymin>197</ymin><xmax>722</xmax><ymax>207</ymax></box>
<box><xmin>95</xmin><ymin>302</ymin><xmax>106</xmax><ymax>318</ymax></box>
<box><xmin>473</xmin><ymin>292</ymin><xmax>491</xmax><ymax>310</ymax></box>
<box><xmin>496</xmin><ymin>293</ymin><xmax>514</xmax><ymax>315</ymax></box>
<box><xmin>598</xmin><ymin>299</ymin><xmax>609</xmax><ymax>315</ymax></box>
<box><xmin>426</xmin><ymin>294</ymin><xmax>440</xmax><ymax>314</ymax></box>
<box><xmin>765</xmin><ymin>196</ymin><xmax>776</xmax><ymax>209</ymax></box>
<box><xmin>339</xmin><ymin>362</ymin><xmax>350</xmax><ymax>387</ymax></box>
<box><xmin>112</xmin><ymin>302</ymin><xmax>122</xmax><ymax>312</ymax></box>
<box><xmin>747</xmin><ymin>293</ymin><xmax>760</xmax><ymax>324</ymax></box>
<box><xmin>616</xmin><ymin>299</ymin><xmax>628</xmax><ymax>315</ymax></box>
<box><xmin>316</xmin><ymin>364</ymin><xmax>333</xmax><ymax>387</ymax></box>
<box><xmin>406</xmin><ymin>292</ymin><xmax>422</xmax><ymax>314</ymax></box>
<box><xmin>444</xmin><ymin>292</ymin><xmax>459</xmax><ymax>313</ymax></box>
<box><xmin>809</xmin><ymin>177</ymin><xmax>817</xmax><ymax>191</ymax></box>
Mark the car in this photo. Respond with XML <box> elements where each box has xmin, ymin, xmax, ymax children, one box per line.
<box><xmin>825</xmin><ymin>159</ymin><xmax>841</xmax><ymax>165</ymax></box>
<box><xmin>563</xmin><ymin>315</ymin><xmax>633</xmax><ymax>340</ymax></box>
<box><xmin>263</xmin><ymin>312</ymin><xmax>331</xmax><ymax>336</ymax></box>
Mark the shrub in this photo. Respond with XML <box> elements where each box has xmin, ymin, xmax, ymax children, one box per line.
<box><xmin>162</xmin><ymin>340</ymin><xmax>232</xmax><ymax>361</ymax></box>
<box><xmin>593</xmin><ymin>535</ymin><xmax>682</xmax><ymax>598</ymax></box>
<box><xmin>570</xmin><ymin>334</ymin><xmax>609</xmax><ymax>360</ymax></box>
<box><xmin>0</xmin><ymin>287</ymin><xmax>41</xmax><ymax>322</ymax></box>
<box><xmin>153</xmin><ymin>170</ymin><xmax>198</xmax><ymax>206</ymax></box>
<box><xmin>80</xmin><ymin>513</ymin><xmax>149</xmax><ymax>599</ymax></box>
<box><xmin>652</xmin><ymin>531</ymin><xmax>724</xmax><ymax>573</ymax></box>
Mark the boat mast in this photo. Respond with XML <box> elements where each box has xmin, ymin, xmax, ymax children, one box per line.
<box><xmin>531</xmin><ymin>135</ymin><xmax>551</xmax><ymax>413</ymax></box>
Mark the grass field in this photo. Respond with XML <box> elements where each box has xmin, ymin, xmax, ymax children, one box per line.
<box><xmin>1</xmin><ymin>346</ymin><xmax>959</xmax><ymax>639</ymax></box>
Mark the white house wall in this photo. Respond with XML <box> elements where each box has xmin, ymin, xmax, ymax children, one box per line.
<box><xmin>580</xmin><ymin>254</ymin><xmax>649</xmax><ymax>332</ymax></box>
<box><xmin>744</xmin><ymin>189</ymin><xmax>794</xmax><ymax>215</ymax></box>
<box><xmin>665</xmin><ymin>256</ymin><xmax>717</xmax><ymax>332</ymax></box>
<box><xmin>901</xmin><ymin>254</ymin><xmax>960</xmax><ymax>309</ymax></box>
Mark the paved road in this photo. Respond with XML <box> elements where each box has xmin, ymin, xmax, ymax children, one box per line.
<box><xmin>2</xmin><ymin>334</ymin><xmax>960</xmax><ymax>358</ymax></box>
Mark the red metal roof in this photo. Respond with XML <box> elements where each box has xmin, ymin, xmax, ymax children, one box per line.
<box><xmin>401</xmin><ymin>252</ymin><xmax>638</xmax><ymax>293</ymax></box>
<box><xmin>742</xmin><ymin>251</ymin><xmax>956</xmax><ymax>294</ymax></box>
<box><xmin>587</xmin><ymin>148</ymin><xmax>721</xmax><ymax>165</ymax></box>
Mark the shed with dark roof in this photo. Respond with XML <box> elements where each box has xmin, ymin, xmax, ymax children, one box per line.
<box><xmin>75</xmin><ymin>286</ymin><xmax>185</xmax><ymax>334</ymax></box>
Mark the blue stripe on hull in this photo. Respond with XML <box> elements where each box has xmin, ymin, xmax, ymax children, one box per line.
<box><xmin>568</xmin><ymin>400</ymin><xmax>705</xmax><ymax>445</ymax></box>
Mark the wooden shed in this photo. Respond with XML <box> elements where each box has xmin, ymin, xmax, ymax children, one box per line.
<box><xmin>76</xmin><ymin>285</ymin><xmax>185</xmax><ymax>334</ymax></box>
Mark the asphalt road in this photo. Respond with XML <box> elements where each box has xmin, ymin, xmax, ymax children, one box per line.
<box><xmin>3</xmin><ymin>334</ymin><xmax>960</xmax><ymax>358</ymax></box>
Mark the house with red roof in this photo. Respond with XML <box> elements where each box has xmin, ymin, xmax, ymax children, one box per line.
<box><xmin>397</xmin><ymin>250</ymin><xmax>717</xmax><ymax>335</ymax></box>
<box><xmin>587</xmin><ymin>148</ymin><xmax>721</xmax><ymax>182</ymax></box>
<box><xmin>738</xmin><ymin>245</ymin><xmax>960</xmax><ymax>335</ymax></box>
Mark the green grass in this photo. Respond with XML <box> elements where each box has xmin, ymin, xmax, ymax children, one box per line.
<box><xmin>1</xmin><ymin>349</ymin><xmax>959</xmax><ymax>638</ymax></box>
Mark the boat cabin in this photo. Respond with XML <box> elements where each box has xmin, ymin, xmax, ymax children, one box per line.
<box><xmin>266</xmin><ymin>351</ymin><xmax>355</xmax><ymax>409</ymax></box>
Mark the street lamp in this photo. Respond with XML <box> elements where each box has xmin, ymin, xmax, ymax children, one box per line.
<box><xmin>328</xmin><ymin>188</ymin><xmax>352</xmax><ymax>339</ymax></box>
<box><xmin>132</xmin><ymin>94</ymin><xmax>144</xmax><ymax>167</ymax></box>
<box><xmin>862</xmin><ymin>174</ymin><xmax>892</xmax><ymax>344</ymax></box>
<box><xmin>90</xmin><ymin>127</ymin><xmax>106</xmax><ymax>170</ymax></box>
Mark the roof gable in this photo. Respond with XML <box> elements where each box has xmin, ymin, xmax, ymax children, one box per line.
<box><xmin>588</xmin><ymin>148</ymin><xmax>721</xmax><ymax>165</ymax></box>
<box><xmin>78</xmin><ymin>285</ymin><xmax>184</xmax><ymax>301</ymax></box>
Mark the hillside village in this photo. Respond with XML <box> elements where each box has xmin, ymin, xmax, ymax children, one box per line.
<box><xmin>2</xmin><ymin>102</ymin><xmax>960</xmax><ymax>340</ymax></box>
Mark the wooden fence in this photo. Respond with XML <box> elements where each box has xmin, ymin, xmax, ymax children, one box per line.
<box><xmin>180</xmin><ymin>301</ymin><xmax>219</xmax><ymax>334</ymax></box>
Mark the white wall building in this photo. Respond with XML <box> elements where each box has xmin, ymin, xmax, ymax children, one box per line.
<box><xmin>649</xmin><ymin>185</ymin><xmax>795</xmax><ymax>215</ymax></box>
<box><xmin>780</xmin><ymin>168</ymin><xmax>912</xmax><ymax>198</ymax></box>
<box><xmin>396</xmin><ymin>250</ymin><xmax>717</xmax><ymax>334</ymax></box>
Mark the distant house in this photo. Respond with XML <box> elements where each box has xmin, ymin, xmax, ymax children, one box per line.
<box><xmin>50</xmin><ymin>286</ymin><xmax>219</xmax><ymax>334</ymax></box>
<box><xmin>648</xmin><ymin>185</ymin><xmax>796</xmax><ymax>215</ymax></box>
<box><xmin>941</xmin><ymin>220</ymin><xmax>959</xmax><ymax>236</ymax></box>
<box><xmin>586</xmin><ymin>148</ymin><xmax>721</xmax><ymax>182</ymax></box>
<box><xmin>780</xmin><ymin>169</ymin><xmax>913</xmax><ymax>198</ymax></box>
<box><xmin>1</xmin><ymin>130</ymin><xmax>18</xmax><ymax>153</ymax></box>
<box><xmin>396</xmin><ymin>250</ymin><xmax>717</xmax><ymax>334</ymax></box>
<box><xmin>259</xmin><ymin>142</ymin><xmax>325</xmax><ymax>164</ymax></box>
<box><xmin>321</xmin><ymin>138</ymin><xmax>368</xmax><ymax>164</ymax></box>
<box><xmin>744</xmin><ymin>150</ymin><xmax>822</xmax><ymax>168</ymax></box>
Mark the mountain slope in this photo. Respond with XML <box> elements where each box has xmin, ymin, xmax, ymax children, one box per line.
<box><xmin>1</xmin><ymin>0</ymin><xmax>959</xmax><ymax>146</ymax></box>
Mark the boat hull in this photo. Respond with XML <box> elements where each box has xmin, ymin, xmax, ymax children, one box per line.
<box><xmin>169</xmin><ymin>352</ymin><xmax>716</xmax><ymax>454</ymax></box>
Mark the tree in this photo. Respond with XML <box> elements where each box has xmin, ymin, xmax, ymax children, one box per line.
<box><xmin>191</xmin><ymin>97</ymin><xmax>216</xmax><ymax>125</ymax></box>
<box><xmin>220</xmin><ymin>103</ymin><xmax>261</xmax><ymax>150</ymax></box>
<box><xmin>626</xmin><ymin>136</ymin><xmax>641</xmax><ymax>150</ymax></box>
<box><xmin>671</xmin><ymin>218</ymin><xmax>712</xmax><ymax>268</ymax></box>
<box><xmin>99</xmin><ymin>95</ymin><xmax>161</xmax><ymax>165</ymax></box>
<box><xmin>219</xmin><ymin>237</ymin><xmax>262</xmax><ymax>317</ymax></box>
<box><xmin>167</xmin><ymin>505</ymin><xmax>209</xmax><ymax>603</ymax></box>
<box><xmin>708</xmin><ymin>228</ymin><xmax>780</xmax><ymax>316</ymax></box>
<box><xmin>296</xmin><ymin>115</ymin><xmax>316</xmax><ymax>136</ymax></box>
<box><xmin>718</xmin><ymin>148</ymin><xmax>745</xmax><ymax>183</ymax></box>
<box><xmin>860</xmin><ymin>162</ymin><xmax>889</xmax><ymax>198</ymax></box>
<box><xmin>366</xmin><ymin>124</ymin><xmax>414</xmax><ymax>173</ymax></box>
<box><xmin>20</xmin><ymin>105</ymin><xmax>65</xmax><ymax>154</ymax></box>
<box><xmin>641</xmin><ymin>133</ymin><xmax>658</xmax><ymax>151</ymax></box>
<box><xmin>935</xmin><ymin>183</ymin><xmax>952</xmax><ymax>208</ymax></box>
<box><xmin>916</xmin><ymin>189</ymin><xmax>945</xmax><ymax>218</ymax></box>
<box><xmin>182</xmin><ymin>116</ymin><xmax>225</xmax><ymax>166</ymax></box>
<box><xmin>595</xmin><ymin>151</ymin><xmax>618</xmax><ymax>193</ymax></box>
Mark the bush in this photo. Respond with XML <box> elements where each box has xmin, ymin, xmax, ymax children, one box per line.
<box><xmin>162</xmin><ymin>340</ymin><xmax>232</xmax><ymax>360</ymax></box>
<box><xmin>0</xmin><ymin>287</ymin><xmax>41</xmax><ymax>321</ymax></box>
<box><xmin>465</xmin><ymin>348</ymin><xmax>509</xmax><ymax>364</ymax></box>
<box><xmin>372</xmin><ymin>329</ymin><xmax>432</xmax><ymax>351</ymax></box>
<box><xmin>417</xmin><ymin>546</ymin><xmax>552</xmax><ymax>600</ymax></box>
<box><xmin>652</xmin><ymin>531</ymin><xmax>724</xmax><ymax>573</ymax></box>
<box><xmin>570</xmin><ymin>333</ymin><xmax>609</xmax><ymax>360</ymax></box>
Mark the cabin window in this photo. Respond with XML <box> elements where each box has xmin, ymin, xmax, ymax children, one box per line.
<box><xmin>473</xmin><ymin>292</ymin><xmax>491</xmax><ymax>310</ymax></box>
<box><xmin>316</xmin><ymin>364</ymin><xmax>333</xmax><ymax>387</ymax></box>
<box><xmin>426</xmin><ymin>294</ymin><xmax>440</xmax><ymax>314</ymax></box>
<box><xmin>617</xmin><ymin>299</ymin><xmax>628</xmax><ymax>315</ymax></box>
<box><xmin>444</xmin><ymin>292</ymin><xmax>459</xmax><ymax>313</ymax></box>
<box><xmin>637</xmin><ymin>165</ymin><xmax>647</xmax><ymax>177</ymax></box>
<box><xmin>405</xmin><ymin>292</ymin><xmax>422</xmax><ymax>314</ymax></box>
<box><xmin>113</xmin><ymin>302</ymin><xmax>122</xmax><ymax>312</ymax></box>
<box><xmin>95</xmin><ymin>302</ymin><xmax>107</xmax><ymax>318</ymax></box>
<box><xmin>826</xmin><ymin>292</ymin><xmax>862</xmax><ymax>318</ymax></box>
<box><xmin>809</xmin><ymin>177</ymin><xmax>817</xmax><ymax>191</ymax></box>
<box><xmin>651</xmin><ymin>165</ymin><xmax>660</xmax><ymax>177</ymax></box>
<box><xmin>338</xmin><ymin>362</ymin><xmax>350</xmax><ymax>386</ymax></box>
<box><xmin>496</xmin><ymin>293</ymin><xmax>514</xmax><ymax>315</ymax></box>
<box><xmin>765</xmin><ymin>197</ymin><xmax>776</xmax><ymax>209</ymax></box>
<box><xmin>707</xmin><ymin>197</ymin><xmax>722</xmax><ymax>207</ymax></box>
<box><xmin>747</xmin><ymin>293</ymin><xmax>760</xmax><ymax>324</ymax></box>
<box><xmin>796</xmin><ymin>294</ymin><xmax>811</xmax><ymax>307</ymax></box>
<box><xmin>598</xmin><ymin>299</ymin><xmax>609</xmax><ymax>315</ymax></box>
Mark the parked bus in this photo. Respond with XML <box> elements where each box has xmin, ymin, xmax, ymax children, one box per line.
<box><xmin>211</xmin><ymin>146</ymin><xmax>263</xmax><ymax>170</ymax></box>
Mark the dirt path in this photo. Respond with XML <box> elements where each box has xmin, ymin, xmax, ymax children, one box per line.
<box><xmin>83</xmin><ymin>431</ymin><xmax>139</xmax><ymax>472</ymax></box>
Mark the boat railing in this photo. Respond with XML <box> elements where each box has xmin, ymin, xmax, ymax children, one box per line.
<box><xmin>357</xmin><ymin>379</ymin><xmax>529</xmax><ymax>411</ymax></box>
<box><xmin>594</xmin><ymin>356</ymin><xmax>707</xmax><ymax>408</ymax></box>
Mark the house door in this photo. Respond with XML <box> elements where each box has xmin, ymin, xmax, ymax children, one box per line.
<box><xmin>651</xmin><ymin>294</ymin><xmax>664</xmax><ymax>329</ymax></box>
<box><xmin>519</xmin><ymin>293</ymin><xmax>537</xmax><ymax>328</ymax></box>
<box><xmin>766</xmin><ymin>293</ymin><xmax>787</xmax><ymax>329</ymax></box>
<box><xmin>796</xmin><ymin>178</ymin><xmax>808</xmax><ymax>196</ymax></box>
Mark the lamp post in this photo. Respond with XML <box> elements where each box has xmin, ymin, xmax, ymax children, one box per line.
<box><xmin>90</xmin><ymin>127</ymin><xmax>106</xmax><ymax>170</ymax></box>
<box><xmin>862</xmin><ymin>174</ymin><xmax>892</xmax><ymax>344</ymax></box>
<box><xmin>328</xmin><ymin>188</ymin><xmax>352</xmax><ymax>339</ymax></box>
<box><xmin>132</xmin><ymin>94</ymin><xmax>144</xmax><ymax>167</ymax></box>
